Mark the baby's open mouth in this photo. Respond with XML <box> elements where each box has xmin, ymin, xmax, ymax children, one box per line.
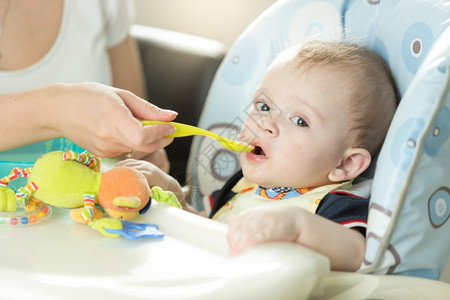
<box><xmin>251</xmin><ymin>145</ymin><xmax>266</xmax><ymax>156</ymax></box>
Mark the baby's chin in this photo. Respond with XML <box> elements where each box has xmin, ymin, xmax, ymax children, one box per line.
<box><xmin>241</xmin><ymin>166</ymin><xmax>281</xmax><ymax>188</ymax></box>
<box><xmin>241</xmin><ymin>166</ymin><xmax>317</xmax><ymax>189</ymax></box>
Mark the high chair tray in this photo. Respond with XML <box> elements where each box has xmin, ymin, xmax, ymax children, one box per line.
<box><xmin>0</xmin><ymin>202</ymin><xmax>330</xmax><ymax>300</ymax></box>
<box><xmin>1</xmin><ymin>202</ymin><xmax>450</xmax><ymax>299</ymax></box>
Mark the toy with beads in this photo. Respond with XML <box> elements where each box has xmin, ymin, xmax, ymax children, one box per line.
<box><xmin>0</xmin><ymin>151</ymin><xmax>180</xmax><ymax>238</ymax></box>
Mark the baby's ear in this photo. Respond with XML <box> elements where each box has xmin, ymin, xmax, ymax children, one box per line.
<box><xmin>328</xmin><ymin>148</ymin><xmax>371</xmax><ymax>182</ymax></box>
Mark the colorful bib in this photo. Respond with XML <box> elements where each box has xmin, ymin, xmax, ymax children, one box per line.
<box><xmin>212</xmin><ymin>177</ymin><xmax>351</xmax><ymax>223</ymax></box>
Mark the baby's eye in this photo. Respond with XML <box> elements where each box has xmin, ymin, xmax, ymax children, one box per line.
<box><xmin>255</xmin><ymin>101</ymin><xmax>270</xmax><ymax>112</ymax></box>
<box><xmin>290</xmin><ymin>116</ymin><xmax>309</xmax><ymax>127</ymax></box>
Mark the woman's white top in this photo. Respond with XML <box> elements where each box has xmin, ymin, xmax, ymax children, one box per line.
<box><xmin>0</xmin><ymin>0</ymin><xmax>134</xmax><ymax>93</ymax></box>
<box><xmin>0</xmin><ymin>0</ymin><xmax>134</xmax><ymax>161</ymax></box>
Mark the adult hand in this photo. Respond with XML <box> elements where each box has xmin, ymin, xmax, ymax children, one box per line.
<box><xmin>53</xmin><ymin>82</ymin><xmax>178</xmax><ymax>157</ymax></box>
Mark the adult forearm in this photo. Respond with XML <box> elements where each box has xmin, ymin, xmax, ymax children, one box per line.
<box><xmin>0</xmin><ymin>84</ymin><xmax>62</xmax><ymax>151</ymax></box>
<box><xmin>0</xmin><ymin>82</ymin><xmax>177</xmax><ymax>157</ymax></box>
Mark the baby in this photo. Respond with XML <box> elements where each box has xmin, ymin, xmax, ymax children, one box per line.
<box><xmin>120</xmin><ymin>40</ymin><xmax>397</xmax><ymax>272</ymax></box>
<box><xmin>222</xmin><ymin>40</ymin><xmax>397</xmax><ymax>271</ymax></box>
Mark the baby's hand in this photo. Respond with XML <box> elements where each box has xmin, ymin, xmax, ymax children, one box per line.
<box><xmin>119</xmin><ymin>149</ymin><xmax>170</xmax><ymax>174</ymax></box>
<box><xmin>116</xmin><ymin>158</ymin><xmax>197</xmax><ymax>213</ymax></box>
<box><xmin>226</xmin><ymin>206</ymin><xmax>303</xmax><ymax>255</ymax></box>
<box><xmin>116</xmin><ymin>158</ymin><xmax>176</xmax><ymax>192</ymax></box>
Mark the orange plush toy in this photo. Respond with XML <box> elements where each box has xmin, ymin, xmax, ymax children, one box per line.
<box><xmin>0</xmin><ymin>151</ymin><xmax>181</xmax><ymax>238</ymax></box>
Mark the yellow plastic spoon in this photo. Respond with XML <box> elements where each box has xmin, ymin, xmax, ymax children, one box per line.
<box><xmin>141</xmin><ymin>120</ymin><xmax>254</xmax><ymax>152</ymax></box>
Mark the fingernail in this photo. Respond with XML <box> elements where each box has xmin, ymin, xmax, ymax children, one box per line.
<box><xmin>160</xmin><ymin>109</ymin><xmax>178</xmax><ymax>116</ymax></box>
<box><xmin>165</xmin><ymin>125</ymin><xmax>177</xmax><ymax>135</ymax></box>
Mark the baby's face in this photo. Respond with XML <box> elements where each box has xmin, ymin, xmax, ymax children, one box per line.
<box><xmin>239</xmin><ymin>58</ymin><xmax>354</xmax><ymax>189</ymax></box>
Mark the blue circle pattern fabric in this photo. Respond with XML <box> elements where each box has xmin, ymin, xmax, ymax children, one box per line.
<box><xmin>187</xmin><ymin>0</ymin><xmax>450</xmax><ymax>279</ymax></box>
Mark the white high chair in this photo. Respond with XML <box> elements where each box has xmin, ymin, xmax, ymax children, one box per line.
<box><xmin>1</xmin><ymin>0</ymin><xmax>450</xmax><ymax>299</ymax></box>
<box><xmin>185</xmin><ymin>0</ymin><xmax>450</xmax><ymax>293</ymax></box>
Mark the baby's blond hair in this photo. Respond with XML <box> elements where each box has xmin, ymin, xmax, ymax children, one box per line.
<box><xmin>290</xmin><ymin>40</ymin><xmax>398</xmax><ymax>155</ymax></box>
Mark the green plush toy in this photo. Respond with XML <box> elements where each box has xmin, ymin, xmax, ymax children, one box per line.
<box><xmin>0</xmin><ymin>151</ymin><xmax>181</xmax><ymax>238</ymax></box>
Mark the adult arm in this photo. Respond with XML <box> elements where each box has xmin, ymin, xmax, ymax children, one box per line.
<box><xmin>0</xmin><ymin>82</ymin><xmax>177</xmax><ymax>157</ymax></box>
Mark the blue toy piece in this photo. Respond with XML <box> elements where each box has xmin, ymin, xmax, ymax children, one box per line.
<box><xmin>104</xmin><ymin>220</ymin><xmax>165</xmax><ymax>240</ymax></box>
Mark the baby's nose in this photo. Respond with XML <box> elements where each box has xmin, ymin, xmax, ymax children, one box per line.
<box><xmin>257</xmin><ymin>118</ymin><xmax>279</xmax><ymax>137</ymax></box>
